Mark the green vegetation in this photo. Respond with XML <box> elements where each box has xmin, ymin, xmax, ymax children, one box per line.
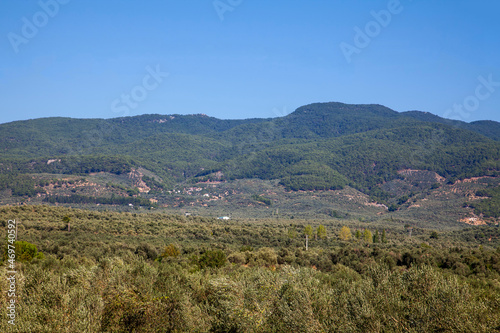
<box><xmin>42</xmin><ymin>194</ymin><xmax>157</xmax><ymax>208</ymax></box>
<box><xmin>339</xmin><ymin>226</ymin><xmax>352</xmax><ymax>241</ymax></box>
<box><xmin>363</xmin><ymin>229</ymin><xmax>373</xmax><ymax>243</ymax></box>
<box><xmin>0</xmin><ymin>205</ymin><xmax>499</xmax><ymax>331</ymax></box>
<box><xmin>403</xmin><ymin>110</ymin><xmax>500</xmax><ymax>141</ymax></box>
<box><xmin>0</xmin><ymin>102</ymin><xmax>499</xmax><ymax>330</ymax></box>
<box><xmin>1</xmin><ymin>102</ymin><xmax>499</xmax><ymax>208</ymax></box>
<box><xmin>3</xmin><ymin>240</ymin><xmax>44</xmax><ymax>263</ymax></box>
<box><xmin>196</xmin><ymin>249</ymin><xmax>227</xmax><ymax>269</ymax></box>
<box><xmin>467</xmin><ymin>185</ymin><xmax>500</xmax><ymax>218</ymax></box>
<box><xmin>251</xmin><ymin>194</ymin><xmax>272</xmax><ymax>206</ymax></box>
<box><xmin>0</xmin><ymin>174</ymin><xmax>46</xmax><ymax>197</ymax></box>
<box><xmin>316</xmin><ymin>225</ymin><xmax>327</xmax><ymax>240</ymax></box>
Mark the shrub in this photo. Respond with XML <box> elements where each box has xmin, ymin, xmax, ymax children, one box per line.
<box><xmin>251</xmin><ymin>247</ymin><xmax>278</xmax><ymax>267</ymax></box>
<box><xmin>160</xmin><ymin>244</ymin><xmax>180</xmax><ymax>259</ymax></box>
<box><xmin>135</xmin><ymin>243</ymin><xmax>158</xmax><ymax>260</ymax></box>
<box><xmin>198</xmin><ymin>249</ymin><xmax>226</xmax><ymax>269</ymax></box>
<box><xmin>3</xmin><ymin>240</ymin><xmax>43</xmax><ymax>263</ymax></box>
<box><xmin>228</xmin><ymin>252</ymin><xmax>247</xmax><ymax>265</ymax></box>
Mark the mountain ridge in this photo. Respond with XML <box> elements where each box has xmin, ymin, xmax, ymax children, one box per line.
<box><xmin>1</xmin><ymin>102</ymin><xmax>499</xmax><ymax>213</ymax></box>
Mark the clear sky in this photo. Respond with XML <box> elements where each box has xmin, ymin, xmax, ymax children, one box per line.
<box><xmin>1</xmin><ymin>0</ymin><xmax>499</xmax><ymax>124</ymax></box>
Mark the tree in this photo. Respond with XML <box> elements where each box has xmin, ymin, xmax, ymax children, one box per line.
<box><xmin>355</xmin><ymin>229</ymin><xmax>361</xmax><ymax>239</ymax></box>
<box><xmin>406</xmin><ymin>226</ymin><xmax>413</xmax><ymax>237</ymax></box>
<box><xmin>388</xmin><ymin>204</ymin><xmax>398</xmax><ymax>212</ymax></box>
<box><xmin>304</xmin><ymin>225</ymin><xmax>313</xmax><ymax>251</ymax></box>
<box><xmin>5</xmin><ymin>241</ymin><xmax>43</xmax><ymax>262</ymax></box>
<box><xmin>373</xmin><ymin>230</ymin><xmax>380</xmax><ymax>243</ymax></box>
<box><xmin>339</xmin><ymin>226</ymin><xmax>352</xmax><ymax>241</ymax></box>
<box><xmin>363</xmin><ymin>229</ymin><xmax>373</xmax><ymax>243</ymax></box>
<box><xmin>63</xmin><ymin>215</ymin><xmax>71</xmax><ymax>232</ymax></box>
<box><xmin>304</xmin><ymin>225</ymin><xmax>313</xmax><ymax>238</ymax></box>
<box><xmin>430</xmin><ymin>231</ymin><xmax>439</xmax><ymax>239</ymax></box>
<box><xmin>136</xmin><ymin>243</ymin><xmax>158</xmax><ymax>260</ymax></box>
<box><xmin>317</xmin><ymin>225</ymin><xmax>327</xmax><ymax>240</ymax></box>
<box><xmin>198</xmin><ymin>249</ymin><xmax>226</xmax><ymax>269</ymax></box>
<box><xmin>161</xmin><ymin>244</ymin><xmax>180</xmax><ymax>258</ymax></box>
<box><xmin>382</xmin><ymin>229</ymin><xmax>387</xmax><ymax>243</ymax></box>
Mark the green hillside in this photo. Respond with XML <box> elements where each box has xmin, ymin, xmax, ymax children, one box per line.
<box><xmin>0</xmin><ymin>102</ymin><xmax>499</xmax><ymax>210</ymax></box>
<box><xmin>402</xmin><ymin>110</ymin><xmax>500</xmax><ymax>141</ymax></box>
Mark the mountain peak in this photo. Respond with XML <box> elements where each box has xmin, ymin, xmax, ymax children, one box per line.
<box><xmin>289</xmin><ymin>102</ymin><xmax>399</xmax><ymax>118</ymax></box>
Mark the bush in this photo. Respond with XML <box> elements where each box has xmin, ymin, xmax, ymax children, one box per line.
<box><xmin>135</xmin><ymin>243</ymin><xmax>158</xmax><ymax>260</ymax></box>
<box><xmin>159</xmin><ymin>244</ymin><xmax>180</xmax><ymax>259</ymax></box>
<box><xmin>228</xmin><ymin>252</ymin><xmax>247</xmax><ymax>265</ymax></box>
<box><xmin>247</xmin><ymin>247</ymin><xmax>278</xmax><ymax>267</ymax></box>
<box><xmin>198</xmin><ymin>249</ymin><xmax>227</xmax><ymax>269</ymax></box>
<box><xmin>3</xmin><ymin>240</ymin><xmax>43</xmax><ymax>263</ymax></box>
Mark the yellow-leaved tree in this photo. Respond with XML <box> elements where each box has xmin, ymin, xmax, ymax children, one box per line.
<box><xmin>339</xmin><ymin>226</ymin><xmax>352</xmax><ymax>241</ymax></box>
<box><xmin>363</xmin><ymin>229</ymin><xmax>373</xmax><ymax>243</ymax></box>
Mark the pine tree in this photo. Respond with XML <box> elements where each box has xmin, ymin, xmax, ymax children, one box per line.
<box><xmin>382</xmin><ymin>229</ymin><xmax>387</xmax><ymax>243</ymax></box>
<box><xmin>373</xmin><ymin>230</ymin><xmax>379</xmax><ymax>243</ymax></box>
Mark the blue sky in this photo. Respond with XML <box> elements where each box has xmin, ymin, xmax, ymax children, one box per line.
<box><xmin>1</xmin><ymin>0</ymin><xmax>499</xmax><ymax>124</ymax></box>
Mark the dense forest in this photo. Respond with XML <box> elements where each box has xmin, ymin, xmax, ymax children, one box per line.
<box><xmin>0</xmin><ymin>102</ymin><xmax>499</xmax><ymax>207</ymax></box>
<box><xmin>466</xmin><ymin>185</ymin><xmax>500</xmax><ymax>218</ymax></box>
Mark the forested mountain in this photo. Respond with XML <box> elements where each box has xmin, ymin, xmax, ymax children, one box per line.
<box><xmin>1</xmin><ymin>102</ymin><xmax>499</xmax><ymax>207</ymax></box>
<box><xmin>402</xmin><ymin>110</ymin><xmax>500</xmax><ymax>141</ymax></box>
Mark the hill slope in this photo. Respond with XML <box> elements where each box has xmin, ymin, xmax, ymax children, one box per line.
<box><xmin>0</xmin><ymin>102</ymin><xmax>499</xmax><ymax>215</ymax></box>
<box><xmin>402</xmin><ymin>110</ymin><xmax>500</xmax><ymax>141</ymax></box>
